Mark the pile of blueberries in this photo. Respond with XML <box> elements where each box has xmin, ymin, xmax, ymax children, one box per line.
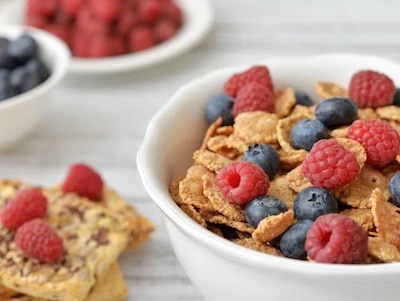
<box><xmin>0</xmin><ymin>34</ymin><xmax>50</xmax><ymax>101</ymax></box>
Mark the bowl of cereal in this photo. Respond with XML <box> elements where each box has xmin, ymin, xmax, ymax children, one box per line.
<box><xmin>137</xmin><ymin>53</ymin><xmax>400</xmax><ymax>301</ymax></box>
<box><xmin>0</xmin><ymin>24</ymin><xmax>70</xmax><ymax>149</ymax></box>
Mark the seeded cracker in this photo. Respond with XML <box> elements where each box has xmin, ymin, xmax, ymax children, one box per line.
<box><xmin>367</xmin><ymin>237</ymin><xmax>400</xmax><ymax>263</ymax></box>
<box><xmin>179</xmin><ymin>165</ymin><xmax>214</xmax><ymax>211</ymax></box>
<box><xmin>233</xmin><ymin>111</ymin><xmax>279</xmax><ymax>145</ymax></box>
<box><xmin>274</xmin><ymin>88</ymin><xmax>296</xmax><ymax>118</ymax></box>
<box><xmin>314</xmin><ymin>81</ymin><xmax>348</xmax><ymax>100</ymax></box>
<box><xmin>0</xmin><ymin>180</ymin><xmax>133</xmax><ymax>301</ymax></box>
<box><xmin>371</xmin><ymin>188</ymin><xmax>400</xmax><ymax>248</ymax></box>
<box><xmin>202</xmin><ymin>170</ymin><xmax>246</xmax><ymax>222</ymax></box>
<box><xmin>252</xmin><ymin>210</ymin><xmax>294</xmax><ymax>243</ymax></box>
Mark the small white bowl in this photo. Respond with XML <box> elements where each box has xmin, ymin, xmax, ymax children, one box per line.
<box><xmin>0</xmin><ymin>25</ymin><xmax>70</xmax><ymax>149</ymax></box>
<box><xmin>137</xmin><ymin>53</ymin><xmax>400</xmax><ymax>301</ymax></box>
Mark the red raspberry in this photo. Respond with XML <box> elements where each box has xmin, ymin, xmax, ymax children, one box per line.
<box><xmin>60</xmin><ymin>0</ymin><xmax>83</xmax><ymax>17</ymax></box>
<box><xmin>301</xmin><ymin>139</ymin><xmax>360</xmax><ymax>189</ymax></box>
<box><xmin>25</xmin><ymin>15</ymin><xmax>49</xmax><ymax>29</ymax></box>
<box><xmin>89</xmin><ymin>0</ymin><xmax>122</xmax><ymax>22</ymax></box>
<box><xmin>15</xmin><ymin>219</ymin><xmax>64</xmax><ymax>264</ymax></box>
<box><xmin>61</xmin><ymin>163</ymin><xmax>104</xmax><ymax>201</ymax></box>
<box><xmin>162</xmin><ymin>2</ymin><xmax>184</xmax><ymax>26</ymax></box>
<box><xmin>129</xmin><ymin>26</ymin><xmax>156</xmax><ymax>52</ymax></box>
<box><xmin>87</xmin><ymin>35</ymin><xmax>112</xmax><ymax>58</ymax></box>
<box><xmin>232</xmin><ymin>82</ymin><xmax>275</xmax><ymax>117</ymax></box>
<box><xmin>224</xmin><ymin>65</ymin><xmax>274</xmax><ymax>98</ymax></box>
<box><xmin>110</xmin><ymin>36</ymin><xmax>127</xmax><ymax>56</ymax></box>
<box><xmin>0</xmin><ymin>187</ymin><xmax>47</xmax><ymax>231</ymax></box>
<box><xmin>27</xmin><ymin>0</ymin><xmax>57</xmax><ymax>17</ymax></box>
<box><xmin>347</xmin><ymin>119</ymin><xmax>400</xmax><ymax>167</ymax></box>
<box><xmin>117</xmin><ymin>10</ymin><xmax>140</xmax><ymax>37</ymax></box>
<box><xmin>215</xmin><ymin>161</ymin><xmax>270</xmax><ymax>205</ymax></box>
<box><xmin>138</xmin><ymin>0</ymin><xmax>163</xmax><ymax>24</ymax></box>
<box><xmin>153</xmin><ymin>19</ymin><xmax>178</xmax><ymax>42</ymax></box>
<box><xmin>305</xmin><ymin>213</ymin><xmax>368</xmax><ymax>264</ymax></box>
<box><xmin>348</xmin><ymin>70</ymin><xmax>396</xmax><ymax>108</ymax></box>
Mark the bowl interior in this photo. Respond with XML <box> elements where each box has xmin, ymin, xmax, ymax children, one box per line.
<box><xmin>137</xmin><ymin>53</ymin><xmax>400</xmax><ymax>275</ymax></box>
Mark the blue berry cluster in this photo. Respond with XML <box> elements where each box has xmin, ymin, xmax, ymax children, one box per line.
<box><xmin>0</xmin><ymin>34</ymin><xmax>50</xmax><ymax>101</ymax></box>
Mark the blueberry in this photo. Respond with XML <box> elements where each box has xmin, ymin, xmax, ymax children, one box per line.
<box><xmin>245</xmin><ymin>195</ymin><xmax>288</xmax><ymax>228</ymax></box>
<box><xmin>10</xmin><ymin>65</ymin><xmax>41</xmax><ymax>94</ymax></box>
<box><xmin>392</xmin><ymin>88</ymin><xmax>400</xmax><ymax>107</ymax></box>
<box><xmin>295</xmin><ymin>90</ymin><xmax>313</xmax><ymax>107</ymax></box>
<box><xmin>205</xmin><ymin>93</ymin><xmax>234</xmax><ymax>126</ymax></box>
<box><xmin>389</xmin><ymin>172</ymin><xmax>400</xmax><ymax>207</ymax></box>
<box><xmin>26</xmin><ymin>58</ymin><xmax>50</xmax><ymax>82</ymax></box>
<box><xmin>290</xmin><ymin>119</ymin><xmax>329</xmax><ymax>151</ymax></box>
<box><xmin>293</xmin><ymin>186</ymin><xmax>338</xmax><ymax>221</ymax></box>
<box><xmin>0</xmin><ymin>68</ymin><xmax>10</xmax><ymax>82</ymax></box>
<box><xmin>0</xmin><ymin>81</ymin><xmax>16</xmax><ymax>101</ymax></box>
<box><xmin>315</xmin><ymin>97</ymin><xmax>358</xmax><ymax>127</ymax></box>
<box><xmin>279</xmin><ymin>220</ymin><xmax>313</xmax><ymax>259</ymax></box>
<box><xmin>0</xmin><ymin>37</ymin><xmax>10</xmax><ymax>50</ymax></box>
<box><xmin>8</xmin><ymin>34</ymin><xmax>38</xmax><ymax>64</ymax></box>
<box><xmin>242</xmin><ymin>144</ymin><xmax>280</xmax><ymax>179</ymax></box>
<box><xmin>0</xmin><ymin>47</ymin><xmax>14</xmax><ymax>69</ymax></box>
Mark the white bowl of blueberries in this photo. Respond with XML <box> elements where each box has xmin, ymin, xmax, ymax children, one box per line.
<box><xmin>0</xmin><ymin>24</ymin><xmax>70</xmax><ymax>149</ymax></box>
<box><xmin>138</xmin><ymin>53</ymin><xmax>400</xmax><ymax>301</ymax></box>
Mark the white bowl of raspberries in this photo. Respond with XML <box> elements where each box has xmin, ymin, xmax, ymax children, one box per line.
<box><xmin>0</xmin><ymin>24</ymin><xmax>70</xmax><ymax>149</ymax></box>
<box><xmin>138</xmin><ymin>53</ymin><xmax>400</xmax><ymax>301</ymax></box>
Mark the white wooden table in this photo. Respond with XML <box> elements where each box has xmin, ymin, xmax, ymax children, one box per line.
<box><xmin>1</xmin><ymin>1</ymin><xmax>400</xmax><ymax>300</ymax></box>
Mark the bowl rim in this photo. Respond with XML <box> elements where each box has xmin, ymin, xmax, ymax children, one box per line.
<box><xmin>137</xmin><ymin>52</ymin><xmax>400</xmax><ymax>277</ymax></box>
<box><xmin>0</xmin><ymin>24</ymin><xmax>71</xmax><ymax>108</ymax></box>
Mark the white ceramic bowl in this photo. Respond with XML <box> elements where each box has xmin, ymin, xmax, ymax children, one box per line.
<box><xmin>0</xmin><ymin>25</ymin><xmax>70</xmax><ymax>149</ymax></box>
<box><xmin>137</xmin><ymin>53</ymin><xmax>400</xmax><ymax>301</ymax></box>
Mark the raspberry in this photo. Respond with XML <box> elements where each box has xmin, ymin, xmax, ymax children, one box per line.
<box><xmin>27</xmin><ymin>0</ymin><xmax>57</xmax><ymax>16</ymax></box>
<box><xmin>305</xmin><ymin>213</ymin><xmax>368</xmax><ymax>263</ymax></box>
<box><xmin>61</xmin><ymin>163</ymin><xmax>104</xmax><ymax>201</ymax></box>
<box><xmin>232</xmin><ymin>82</ymin><xmax>275</xmax><ymax>117</ymax></box>
<box><xmin>129</xmin><ymin>26</ymin><xmax>156</xmax><ymax>52</ymax></box>
<box><xmin>162</xmin><ymin>2</ymin><xmax>183</xmax><ymax>26</ymax></box>
<box><xmin>90</xmin><ymin>0</ymin><xmax>122</xmax><ymax>22</ymax></box>
<box><xmin>0</xmin><ymin>187</ymin><xmax>47</xmax><ymax>231</ymax></box>
<box><xmin>215</xmin><ymin>161</ymin><xmax>270</xmax><ymax>205</ymax></box>
<box><xmin>224</xmin><ymin>65</ymin><xmax>274</xmax><ymax>98</ymax></box>
<box><xmin>347</xmin><ymin>119</ymin><xmax>400</xmax><ymax>167</ymax></box>
<box><xmin>138</xmin><ymin>0</ymin><xmax>163</xmax><ymax>24</ymax></box>
<box><xmin>15</xmin><ymin>219</ymin><xmax>64</xmax><ymax>264</ymax></box>
<box><xmin>348</xmin><ymin>70</ymin><xmax>396</xmax><ymax>108</ymax></box>
<box><xmin>60</xmin><ymin>0</ymin><xmax>83</xmax><ymax>17</ymax></box>
<box><xmin>87</xmin><ymin>35</ymin><xmax>112</xmax><ymax>58</ymax></box>
<box><xmin>153</xmin><ymin>19</ymin><xmax>178</xmax><ymax>42</ymax></box>
<box><xmin>301</xmin><ymin>139</ymin><xmax>360</xmax><ymax>189</ymax></box>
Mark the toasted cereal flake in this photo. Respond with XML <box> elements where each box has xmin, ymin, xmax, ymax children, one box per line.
<box><xmin>335</xmin><ymin>138</ymin><xmax>366</xmax><ymax>170</ymax></box>
<box><xmin>341</xmin><ymin>208</ymin><xmax>374</xmax><ymax>232</ymax></box>
<box><xmin>233</xmin><ymin>111</ymin><xmax>279</xmax><ymax>145</ymax></box>
<box><xmin>330</xmin><ymin>126</ymin><xmax>348</xmax><ymax>138</ymax></box>
<box><xmin>358</xmin><ymin>108</ymin><xmax>379</xmax><ymax>120</ymax></box>
<box><xmin>252</xmin><ymin>210</ymin><xmax>294</xmax><ymax>243</ymax></box>
<box><xmin>376</xmin><ymin>105</ymin><xmax>400</xmax><ymax>122</ymax></box>
<box><xmin>278</xmin><ymin>149</ymin><xmax>307</xmax><ymax>170</ymax></box>
<box><xmin>314</xmin><ymin>81</ymin><xmax>348</xmax><ymax>100</ymax></box>
<box><xmin>276</xmin><ymin>113</ymin><xmax>312</xmax><ymax>157</ymax></box>
<box><xmin>268</xmin><ymin>175</ymin><xmax>296</xmax><ymax>209</ymax></box>
<box><xmin>368</xmin><ymin>237</ymin><xmax>400</xmax><ymax>263</ymax></box>
<box><xmin>200</xmin><ymin>211</ymin><xmax>254</xmax><ymax>234</ymax></box>
<box><xmin>180</xmin><ymin>204</ymin><xmax>207</xmax><ymax>228</ymax></box>
<box><xmin>290</xmin><ymin>104</ymin><xmax>316</xmax><ymax>116</ymax></box>
<box><xmin>193</xmin><ymin>150</ymin><xmax>233</xmax><ymax>173</ymax></box>
<box><xmin>200</xmin><ymin>118</ymin><xmax>223</xmax><ymax>150</ymax></box>
<box><xmin>334</xmin><ymin>166</ymin><xmax>389</xmax><ymax>209</ymax></box>
<box><xmin>206</xmin><ymin>135</ymin><xmax>242</xmax><ymax>159</ymax></box>
<box><xmin>381</xmin><ymin>160</ymin><xmax>400</xmax><ymax>178</ymax></box>
<box><xmin>179</xmin><ymin>165</ymin><xmax>214</xmax><ymax>211</ymax></box>
<box><xmin>371</xmin><ymin>188</ymin><xmax>400</xmax><ymax>248</ymax></box>
<box><xmin>286</xmin><ymin>165</ymin><xmax>312</xmax><ymax>193</ymax></box>
<box><xmin>169</xmin><ymin>178</ymin><xmax>183</xmax><ymax>205</ymax></box>
<box><xmin>274</xmin><ymin>88</ymin><xmax>297</xmax><ymax>118</ymax></box>
<box><xmin>216</xmin><ymin>126</ymin><xmax>234</xmax><ymax>136</ymax></box>
<box><xmin>389</xmin><ymin>120</ymin><xmax>400</xmax><ymax>136</ymax></box>
<box><xmin>233</xmin><ymin>237</ymin><xmax>283</xmax><ymax>256</ymax></box>
<box><xmin>202</xmin><ymin>170</ymin><xmax>246</xmax><ymax>222</ymax></box>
